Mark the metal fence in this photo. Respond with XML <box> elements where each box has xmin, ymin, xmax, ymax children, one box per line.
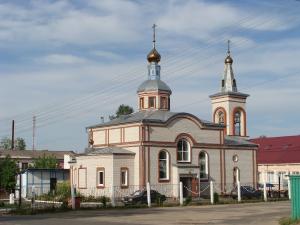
<box><xmin>4</xmin><ymin>181</ymin><xmax>290</xmax><ymax>211</ymax></box>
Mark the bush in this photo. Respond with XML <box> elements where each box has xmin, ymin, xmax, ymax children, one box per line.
<box><xmin>184</xmin><ymin>196</ymin><xmax>192</xmax><ymax>206</ymax></box>
<box><xmin>213</xmin><ymin>192</ymin><xmax>219</xmax><ymax>204</ymax></box>
<box><xmin>279</xmin><ymin>217</ymin><xmax>300</xmax><ymax>225</ymax></box>
<box><xmin>99</xmin><ymin>196</ymin><xmax>110</xmax><ymax>207</ymax></box>
<box><xmin>55</xmin><ymin>182</ymin><xmax>71</xmax><ymax>202</ymax></box>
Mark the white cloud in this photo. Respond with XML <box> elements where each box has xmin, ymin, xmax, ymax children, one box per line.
<box><xmin>91</xmin><ymin>50</ymin><xmax>123</xmax><ymax>61</ymax></box>
<box><xmin>38</xmin><ymin>54</ymin><xmax>88</xmax><ymax>65</ymax></box>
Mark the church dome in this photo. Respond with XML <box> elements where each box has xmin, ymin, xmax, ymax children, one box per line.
<box><xmin>225</xmin><ymin>55</ymin><xmax>233</xmax><ymax>64</ymax></box>
<box><xmin>147</xmin><ymin>48</ymin><xmax>161</xmax><ymax>63</ymax></box>
<box><xmin>137</xmin><ymin>80</ymin><xmax>171</xmax><ymax>93</ymax></box>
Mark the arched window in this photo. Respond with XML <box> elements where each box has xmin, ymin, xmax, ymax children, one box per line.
<box><xmin>199</xmin><ymin>151</ymin><xmax>209</xmax><ymax>180</ymax></box>
<box><xmin>234</xmin><ymin>111</ymin><xmax>241</xmax><ymax>136</ymax></box>
<box><xmin>159</xmin><ymin>151</ymin><xmax>169</xmax><ymax>180</ymax></box>
<box><xmin>233</xmin><ymin>167</ymin><xmax>240</xmax><ymax>185</ymax></box>
<box><xmin>177</xmin><ymin>139</ymin><xmax>191</xmax><ymax>162</ymax></box>
<box><xmin>218</xmin><ymin>111</ymin><xmax>225</xmax><ymax>125</ymax></box>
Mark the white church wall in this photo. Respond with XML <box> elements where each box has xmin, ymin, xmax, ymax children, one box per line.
<box><xmin>109</xmin><ymin>128</ymin><xmax>121</xmax><ymax>144</ymax></box>
<box><xmin>74</xmin><ymin>155</ymin><xmax>113</xmax><ymax>195</ymax></box>
<box><xmin>122</xmin><ymin>146</ymin><xmax>140</xmax><ymax>186</ymax></box>
<box><xmin>124</xmin><ymin>126</ymin><xmax>140</xmax><ymax>142</ymax></box>
<box><xmin>193</xmin><ymin>148</ymin><xmax>222</xmax><ymax>184</ymax></box>
<box><xmin>150</xmin><ymin>118</ymin><xmax>220</xmax><ymax>144</ymax></box>
<box><xmin>93</xmin><ymin>130</ymin><xmax>106</xmax><ymax>145</ymax></box>
<box><xmin>224</xmin><ymin>149</ymin><xmax>254</xmax><ymax>185</ymax></box>
<box><xmin>113</xmin><ymin>155</ymin><xmax>135</xmax><ymax>187</ymax></box>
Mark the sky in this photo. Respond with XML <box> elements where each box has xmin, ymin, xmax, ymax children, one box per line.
<box><xmin>0</xmin><ymin>0</ymin><xmax>299</xmax><ymax>152</ymax></box>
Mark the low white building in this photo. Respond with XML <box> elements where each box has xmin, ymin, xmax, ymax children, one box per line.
<box><xmin>70</xmin><ymin>31</ymin><xmax>258</xmax><ymax>198</ymax></box>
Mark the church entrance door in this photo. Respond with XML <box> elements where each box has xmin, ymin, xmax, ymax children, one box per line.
<box><xmin>180</xmin><ymin>176</ymin><xmax>198</xmax><ymax>198</ymax></box>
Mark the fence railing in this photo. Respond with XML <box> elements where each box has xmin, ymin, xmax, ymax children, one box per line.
<box><xmin>5</xmin><ymin>180</ymin><xmax>290</xmax><ymax>211</ymax></box>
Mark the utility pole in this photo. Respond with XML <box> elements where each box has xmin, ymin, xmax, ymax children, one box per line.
<box><xmin>32</xmin><ymin>116</ymin><xmax>36</xmax><ymax>151</ymax></box>
<box><xmin>11</xmin><ymin>120</ymin><xmax>15</xmax><ymax>150</ymax></box>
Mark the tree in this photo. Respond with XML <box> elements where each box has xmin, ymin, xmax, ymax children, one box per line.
<box><xmin>0</xmin><ymin>155</ymin><xmax>18</xmax><ymax>191</ymax></box>
<box><xmin>109</xmin><ymin>104</ymin><xmax>134</xmax><ymax>120</ymax></box>
<box><xmin>0</xmin><ymin>137</ymin><xmax>26</xmax><ymax>150</ymax></box>
<box><xmin>32</xmin><ymin>154</ymin><xmax>58</xmax><ymax>169</ymax></box>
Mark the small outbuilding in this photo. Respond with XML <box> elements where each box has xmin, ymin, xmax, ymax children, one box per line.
<box><xmin>18</xmin><ymin>168</ymin><xmax>70</xmax><ymax>198</ymax></box>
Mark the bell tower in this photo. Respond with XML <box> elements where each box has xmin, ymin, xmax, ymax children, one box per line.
<box><xmin>209</xmin><ymin>41</ymin><xmax>249</xmax><ymax>137</ymax></box>
<box><xmin>137</xmin><ymin>24</ymin><xmax>172</xmax><ymax>111</ymax></box>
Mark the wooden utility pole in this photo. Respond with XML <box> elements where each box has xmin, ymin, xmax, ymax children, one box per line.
<box><xmin>11</xmin><ymin>120</ymin><xmax>15</xmax><ymax>150</ymax></box>
<box><xmin>32</xmin><ymin>116</ymin><xmax>36</xmax><ymax>151</ymax></box>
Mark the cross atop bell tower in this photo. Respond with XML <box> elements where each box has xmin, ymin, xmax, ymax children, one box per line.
<box><xmin>137</xmin><ymin>24</ymin><xmax>172</xmax><ymax>111</ymax></box>
<box><xmin>210</xmin><ymin>41</ymin><xmax>249</xmax><ymax>137</ymax></box>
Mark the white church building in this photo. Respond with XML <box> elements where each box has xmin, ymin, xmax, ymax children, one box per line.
<box><xmin>70</xmin><ymin>28</ymin><xmax>258</xmax><ymax>198</ymax></box>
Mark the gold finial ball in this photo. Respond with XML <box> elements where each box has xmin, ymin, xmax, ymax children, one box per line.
<box><xmin>225</xmin><ymin>55</ymin><xmax>233</xmax><ymax>64</ymax></box>
<box><xmin>147</xmin><ymin>48</ymin><xmax>161</xmax><ymax>63</ymax></box>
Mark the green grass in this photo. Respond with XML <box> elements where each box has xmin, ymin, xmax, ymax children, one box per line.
<box><xmin>279</xmin><ymin>217</ymin><xmax>300</xmax><ymax>225</ymax></box>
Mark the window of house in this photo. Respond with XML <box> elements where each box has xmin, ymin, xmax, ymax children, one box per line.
<box><xmin>234</xmin><ymin>111</ymin><xmax>241</xmax><ymax>136</ymax></box>
<box><xmin>159</xmin><ymin>151</ymin><xmax>169</xmax><ymax>180</ymax></box>
<box><xmin>218</xmin><ymin>111</ymin><xmax>225</xmax><ymax>125</ymax></box>
<box><xmin>121</xmin><ymin>168</ymin><xmax>128</xmax><ymax>187</ymax></box>
<box><xmin>148</xmin><ymin>97</ymin><xmax>155</xmax><ymax>108</ymax></box>
<box><xmin>139</xmin><ymin>97</ymin><xmax>144</xmax><ymax>109</ymax></box>
<box><xmin>160</xmin><ymin>97</ymin><xmax>167</xmax><ymax>109</ymax></box>
<box><xmin>22</xmin><ymin>162</ymin><xmax>28</xmax><ymax>170</ymax></box>
<box><xmin>267</xmin><ymin>171</ymin><xmax>274</xmax><ymax>183</ymax></box>
<box><xmin>199</xmin><ymin>151</ymin><xmax>208</xmax><ymax>180</ymax></box>
<box><xmin>177</xmin><ymin>139</ymin><xmax>191</xmax><ymax>162</ymax></box>
<box><xmin>97</xmin><ymin>168</ymin><xmax>105</xmax><ymax>187</ymax></box>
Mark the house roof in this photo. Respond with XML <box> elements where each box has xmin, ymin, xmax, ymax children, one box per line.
<box><xmin>224</xmin><ymin>136</ymin><xmax>258</xmax><ymax>147</ymax></box>
<box><xmin>87</xmin><ymin>110</ymin><xmax>223</xmax><ymax>129</ymax></box>
<box><xmin>0</xmin><ymin>149</ymin><xmax>76</xmax><ymax>160</ymax></box>
<box><xmin>82</xmin><ymin>147</ymin><xmax>135</xmax><ymax>155</ymax></box>
<box><xmin>250</xmin><ymin>135</ymin><xmax>300</xmax><ymax>164</ymax></box>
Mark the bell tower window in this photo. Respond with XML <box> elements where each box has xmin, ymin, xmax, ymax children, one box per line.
<box><xmin>234</xmin><ymin>111</ymin><xmax>241</xmax><ymax>136</ymax></box>
<box><xmin>148</xmin><ymin>97</ymin><xmax>155</xmax><ymax>108</ymax></box>
<box><xmin>139</xmin><ymin>97</ymin><xmax>144</xmax><ymax>109</ymax></box>
<box><xmin>218</xmin><ymin>111</ymin><xmax>225</xmax><ymax>125</ymax></box>
<box><xmin>160</xmin><ymin>96</ymin><xmax>167</xmax><ymax>109</ymax></box>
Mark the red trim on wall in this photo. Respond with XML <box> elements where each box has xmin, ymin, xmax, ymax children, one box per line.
<box><xmin>158</xmin><ymin>149</ymin><xmax>171</xmax><ymax>183</ymax></box>
<box><xmin>213</xmin><ymin>107</ymin><xmax>227</xmax><ymax>135</ymax></box>
<box><xmin>175</xmin><ymin>134</ymin><xmax>193</xmax><ymax>164</ymax></box>
<box><xmin>198</xmin><ymin>150</ymin><xmax>210</xmax><ymax>182</ymax></box>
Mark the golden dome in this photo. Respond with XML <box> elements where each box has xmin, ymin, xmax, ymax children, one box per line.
<box><xmin>225</xmin><ymin>55</ymin><xmax>233</xmax><ymax>64</ymax></box>
<box><xmin>147</xmin><ymin>48</ymin><xmax>161</xmax><ymax>63</ymax></box>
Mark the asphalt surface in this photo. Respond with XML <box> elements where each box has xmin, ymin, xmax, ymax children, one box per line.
<box><xmin>0</xmin><ymin>201</ymin><xmax>290</xmax><ymax>225</ymax></box>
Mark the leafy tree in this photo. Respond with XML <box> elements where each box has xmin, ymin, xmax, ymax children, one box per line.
<box><xmin>109</xmin><ymin>104</ymin><xmax>134</xmax><ymax>120</ymax></box>
<box><xmin>0</xmin><ymin>155</ymin><xmax>18</xmax><ymax>191</ymax></box>
<box><xmin>0</xmin><ymin>137</ymin><xmax>26</xmax><ymax>150</ymax></box>
<box><xmin>32</xmin><ymin>154</ymin><xmax>58</xmax><ymax>169</ymax></box>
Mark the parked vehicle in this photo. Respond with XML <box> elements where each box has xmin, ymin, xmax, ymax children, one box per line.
<box><xmin>122</xmin><ymin>189</ymin><xmax>166</xmax><ymax>205</ymax></box>
<box><xmin>258</xmin><ymin>183</ymin><xmax>275</xmax><ymax>189</ymax></box>
<box><xmin>231</xmin><ymin>185</ymin><xmax>262</xmax><ymax>199</ymax></box>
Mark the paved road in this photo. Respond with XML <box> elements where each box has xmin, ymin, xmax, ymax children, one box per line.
<box><xmin>0</xmin><ymin>201</ymin><xmax>290</xmax><ymax>225</ymax></box>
